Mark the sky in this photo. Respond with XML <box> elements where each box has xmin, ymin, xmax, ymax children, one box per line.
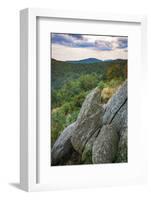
<box><xmin>51</xmin><ymin>33</ymin><xmax>128</xmax><ymax>61</ymax></box>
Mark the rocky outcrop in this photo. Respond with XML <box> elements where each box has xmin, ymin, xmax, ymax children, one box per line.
<box><xmin>71</xmin><ymin>88</ymin><xmax>104</xmax><ymax>154</ymax></box>
<box><xmin>81</xmin><ymin>129</ymin><xmax>100</xmax><ymax>164</ymax></box>
<box><xmin>92</xmin><ymin>81</ymin><xmax>127</xmax><ymax>163</ymax></box>
<box><xmin>51</xmin><ymin>122</ymin><xmax>76</xmax><ymax>166</ymax></box>
<box><xmin>92</xmin><ymin>125</ymin><xmax>119</xmax><ymax>164</ymax></box>
<box><xmin>51</xmin><ymin>80</ymin><xmax>128</xmax><ymax>165</ymax></box>
<box><xmin>103</xmin><ymin>81</ymin><xmax>127</xmax><ymax>126</ymax></box>
<box><xmin>116</xmin><ymin>128</ymin><xmax>128</xmax><ymax>162</ymax></box>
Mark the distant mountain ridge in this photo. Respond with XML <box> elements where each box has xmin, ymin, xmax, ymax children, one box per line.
<box><xmin>66</xmin><ymin>58</ymin><xmax>103</xmax><ymax>64</ymax></box>
<box><xmin>58</xmin><ymin>58</ymin><xmax>127</xmax><ymax>64</ymax></box>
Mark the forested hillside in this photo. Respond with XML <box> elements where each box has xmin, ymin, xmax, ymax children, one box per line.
<box><xmin>51</xmin><ymin>59</ymin><xmax>127</xmax><ymax>146</ymax></box>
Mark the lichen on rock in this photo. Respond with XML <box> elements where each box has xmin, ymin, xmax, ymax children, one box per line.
<box><xmin>92</xmin><ymin>125</ymin><xmax>119</xmax><ymax>164</ymax></box>
<box><xmin>51</xmin><ymin>122</ymin><xmax>76</xmax><ymax>166</ymax></box>
<box><xmin>71</xmin><ymin>87</ymin><xmax>104</xmax><ymax>154</ymax></box>
<box><xmin>81</xmin><ymin>129</ymin><xmax>100</xmax><ymax>164</ymax></box>
<box><xmin>115</xmin><ymin>128</ymin><xmax>128</xmax><ymax>162</ymax></box>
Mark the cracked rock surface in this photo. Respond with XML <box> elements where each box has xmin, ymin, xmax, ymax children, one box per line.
<box><xmin>51</xmin><ymin>81</ymin><xmax>128</xmax><ymax>165</ymax></box>
<box><xmin>92</xmin><ymin>125</ymin><xmax>119</xmax><ymax>164</ymax></box>
<box><xmin>51</xmin><ymin>122</ymin><xmax>76</xmax><ymax>166</ymax></box>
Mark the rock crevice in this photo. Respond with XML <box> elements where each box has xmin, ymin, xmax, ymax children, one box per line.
<box><xmin>51</xmin><ymin>80</ymin><xmax>128</xmax><ymax>165</ymax></box>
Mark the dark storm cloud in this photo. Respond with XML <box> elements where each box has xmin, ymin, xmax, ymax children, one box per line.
<box><xmin>51</xmin><ymin>33</ymin><xmax>128</xmax><ymax>51</ymax></box>
<box><xmin>51</xmin><ymin>33</ymin><xmax>94</xmax><ymax>48</ymax></box>
<box><xmin>68</xmin><ymin>34</ymin><xmax>84</xmax><ymax>40</ymax></box>
<box><xmin>51</xmin><ymin>33</ymin><xmax>73</xmax><ymax>47</ymax></box>
<box><xmin>117</xmin><ymin>38</ymin><xmax>128</xmax><ymax>49</ymax></box>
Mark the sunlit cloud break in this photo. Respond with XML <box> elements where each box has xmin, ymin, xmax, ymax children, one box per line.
<box><xmin>51</xmin><ymin>33</ymin><xmax>128</xmax><ymax>61</ymax></box>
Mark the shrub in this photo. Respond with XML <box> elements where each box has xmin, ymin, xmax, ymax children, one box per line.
<box><xmin>97</xmin><ymin>81</ymin><xmax>106</xmax><ymax>90</ymax></box>
<box><xmin>73</xmin><ymin>91</ymin><xmax>88</xmax><ymax>107</ymax></box>
<box><xmin>79</xmin><ymin>74</ymin><xmax>99</xmax><ymax>91</ymax></box>
<box><xmin>51</xmin><ymin>110</ymin><xmax>66</xmax><ymax>145</ymax></box>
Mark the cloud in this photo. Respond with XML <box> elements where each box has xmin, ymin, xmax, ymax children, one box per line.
<box><xmin>51</xmin><ymin>33</ymin><xmax>128</xmax><ymax>60</ymax></box>
<box><xmin>94</xmin><ymin>40</ymin><xmax>113</xmax><ymax>51</ymax></box>
<box><xmin>51</xmin><ymin>33</ymin><xmax>92</xmax><ymax>49</ymax></box>
<box><xmin>51</xmin><ymin>33</ymin><xmax>74</xmax><ymax>47</ymax></box>
<box><xmin>68</xmin><ymin>34</ymin><xmax>84</xmax><ymax>40</ymax></box>
<box><xmin>52</xmin><ymin>44</ymin><xmax>128</xmax><ymax>61</ymax></box>
<box><xmin>116</xmin><ymin>37</ymin><xmax>128</xmax><ymax>49</ymax></box>
<box><xmin>51</xmin><ymin>33</ymin><xmax>128</xmax><ymax>52</ymax></box>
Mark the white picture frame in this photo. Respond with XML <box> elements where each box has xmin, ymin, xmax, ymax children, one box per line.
<box><xmin>20</xmin><ymin>8</ymin><xmax>147</xmax><ymax>192</ymax></box>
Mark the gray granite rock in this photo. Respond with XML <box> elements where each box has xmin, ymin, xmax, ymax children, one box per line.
<box><xmin>71</xmin><ymin>88</ymin><xmax>104</xmax><ymax>154</ymax></box>
<box><xmin>71</xmin><ymin>110</ymin><xmax>103</xmax><ymax>154</ymax></box>
<box><xmin>81</xmin><ymin>129</ymin><xmax>100</xmax><ymax>164</ymax></box>
<box><xmin>51</xmin><ymin>122</ymin><xmax>76</xmax><ymax>166</ymax></box>
<box><xmin>116</xmin><ymin>128</ymin><xmax>128</xmax><ymax>162</ymax></box>
<box><xmin>111</xmin><ymin>100</ymin><xmax>127</xmax><ymax>134</ymax></box>
<box><xmin>103</xmin><ymin>81</ymin><xmax>127</xmax><ymax>125</ymax></box>
<box><xmin>77</xmin><ymin>87</ymin><xmax>102</xmax><ymax>122</ymax></box>
<box><xmin>92</xmin><ymin>125</ymin><xmax>119</xmax><ymax>164</ymax></box>
<box><xmin>51</xmin><ymin>80</ymin><xmax>128</xmax><ymax>165</ymax></box>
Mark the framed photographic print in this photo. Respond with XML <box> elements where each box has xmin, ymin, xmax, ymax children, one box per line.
<box><xmin>20</xmin><ymin>8</ymin><xmax>147</xmax><ymax>191</ymax></box>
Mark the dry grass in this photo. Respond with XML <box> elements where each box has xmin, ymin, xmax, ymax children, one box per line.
<box><xmin>101</xmin><ymin>86</ymin><xmax>119</xmax><ymax>103</ymax></box>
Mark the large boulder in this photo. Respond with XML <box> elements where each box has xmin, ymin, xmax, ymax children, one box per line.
<box><xmin>92</xmin><ymin>81</ymin><xmax>127</xmax><ymax>164</ymax></box>
<box><xmin>71</xmin><ymin>88</ymin><xmax>104</xmax><ymax>154</ymax></box>
<box><xmin>76</xmin><ymin>87</ymin><xmax>102</xmax><ymax>122</ymax></box>
<box><xmin>51</xmin><ymin>122</ymin><xmax>76</xmax><ymax>166</ymax></box>
<box><xmin>111</xmin><ymin>100</ymin><xmax>127</xmax><ymax>134</ymax></box>
<box><xmin>81</xmin><ymin>129</ymin><xmax>100</xmax><ymax>164</ymax></box>
<box><xmin>51</xmin><ymin>80</ymin><xmax>128</xmax><ymax>165</ymax></box>
<box><xmin>116</xmin><ymin>128</ymin><xmax>128</xmax><ymax>162</ymax></box>
<box><xmin>103</xmin><ymin>81</ymin><xmax>127</xmax><ymax>125</ymax></box>
<box><xmin>92</xmin><ymin>125</ymin><xmax>119</xmax><ymax>164</ymax></box>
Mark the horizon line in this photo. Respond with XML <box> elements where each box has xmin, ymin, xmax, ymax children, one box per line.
<box><xmin>51</xmin><ymin>57</ymin><xmax>128</xmax><ymax>62</ymax></box>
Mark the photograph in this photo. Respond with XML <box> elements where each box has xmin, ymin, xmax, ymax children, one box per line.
<box><xmin>50</xmin><ymin>33</ymin><xmax>128</xmax><ymax>166</ymax></box>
